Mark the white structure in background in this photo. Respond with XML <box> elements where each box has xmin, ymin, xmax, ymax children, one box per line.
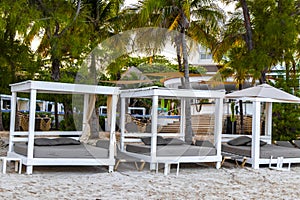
<box><xmin>0</xmin><ymin>94</ymin><xmax>64</xmax><ymax>114</ymax></box>
<box><xmin>99</xmin><ymin>106</ymin><xmax>146</xmax><ymax>116</ymax></box>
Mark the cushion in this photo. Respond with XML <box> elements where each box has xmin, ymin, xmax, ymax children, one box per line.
<box><xmin>34</xmin><ymin>138</ymin><xmax>80</xmax><ymax>146</ymax></box>
<box><xmin>293</xmin><ymin>140</ymin><xmax>300</xmax><ymax>148</ymax></box>
<box><xmin>164</xmin><ymin>138</ymin><xmax>185</xmax><ymax>145</ymax></box>
<box><xmin>245</xmin><ymin>140</ymin><xmax>267</xmax><ymax>146</ymax></box>
<box><xmin>194</xmin><ymin>140</ymin><xmax>214</xmax><ymax>148</ymax></box>
<box><xmin>141</xmin><ymin>136</ymin><xmax>166</xmax><ymax>145</ymax></box>
<box><xmin>54</xmin><ymin>138</ymin><xmax>81</xmax><ymax>145</ymax></box>
<box><xmin>275</xmin><ymin>141</ymin><xmax>295</xmax><ymax>148</ymax></box>
<box><xmin>96</xmin><ymin>140</ymin><xmax>110</xmax><ymax>149</ymax></box>
<box><xmin>227</xmin><ymin>136</ymin><xmax>251</xmax><ymax>146</ymax></box>
<box><xmin>34</xmin><ymin>138</ymin><xmax>59</xmax><ymax>146</ymax></box>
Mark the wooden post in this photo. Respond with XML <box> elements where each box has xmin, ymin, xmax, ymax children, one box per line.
<box><xmin>27</xmin><ymin>89</ymin><xmax>37</xmax><ymax>174</ymax></box>
<box><xmin>109</xmin><ymin>94</ymin><xmax>118</xmax><ymax>172</ymax></box>
<box><xmin>265</xmin><ymin>102</ymin><xmax>272</xmax><ymax>144</ymax></box>
<box><xmin>251</xmin><ymin>101</ymin><xmax>261</xmax><ymax>169</ymax></box>
<box><xmin>180</xmin><ymin>98</ymin><xmax>186</xmax><ymax>140</ymax></box>
<box><xmin>106</xmin><ymin>95</ymin><xmax>112</xmax><ymax>131</ymax></box>
<box><xmin>8</xmin><ymin>92</ymin><xmax>17</xmax><ymax>153</ymax></box>
<box><xmin>214</xmin><ymin>98</ymin><xmax>223</xmax><ymax>169</ymax></box>
<box><xmin>150</xmin><ymin>95</ymin><xmax>158</xmax><ymax>170</ymax></box>
<box><xmin>120</xmin><ymin>97</ymin><xmax>126</xmax><ymax>151</ymax></box>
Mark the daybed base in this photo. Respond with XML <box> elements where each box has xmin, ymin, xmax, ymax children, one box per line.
<box><xmin>221</xmin><ymin>143</ymin><xmax>300</xmax><ymax>167</ymax></box>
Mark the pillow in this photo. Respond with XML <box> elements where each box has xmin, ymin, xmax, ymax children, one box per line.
<box><xmin>141</xmin><ymin>136</ymin><xmax>165</xmax><ymax>145</ymax></box>
<box><xmin>227</xmin><ymin>136</ymin><xmax>251</xmax><ymax>146</ymax></box>
<box><xmin>194</xmin><ymin>140</ymin><xmax>214</xmax><ymax>148</ymax></box>
<box><xmin>53</xmin><ymin>138</ymin><xmax>81</xmax><ymax>145</ymax></box>
<box><xmin>292</xmin><ymin>140</ymin><xmax>300</xmax><ymax>148</ymax></box>
<box><xmin>34</xmin><ymin>138</ymin><xmax>59</xmax><ymax>146</ymax></box>
<box><xmin>164</xmin><ymin>138</ymin><xmax>185</xmax><ymax>145</ymax></box>
<box><xmin>275</xmin><ymin>141</ymin><xmax>294</xmax><ymax>148</ymax></box>
<box><xmin>96</xmin><ymin>140</ymin><xmax>110</xmax><ymax>149</ymax></box>
<box><xmin>34</xmin><ymin>138</ymin><xmax>80</xmax><ymax>146</ymax></box>
<box><xmin>245</xmin><ymin>140</ymin><xmax>267</xmax><ymax>147</ymax></box>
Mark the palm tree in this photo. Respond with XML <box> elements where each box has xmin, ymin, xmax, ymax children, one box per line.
<box><xmin>79</xmin><ymin>0</ymin><xmax>124</xmax><ymax>136</ymax></box>
<box><xmin>131</xmin><ymin>0</ymin><xmax>225</xmax><ymax>143</ymax></box>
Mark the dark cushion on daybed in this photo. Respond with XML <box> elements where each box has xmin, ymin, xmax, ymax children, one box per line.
<box><xmin>195</xmin><ymin>140</ymin><xmax>214</xmax><ymax>148</ymax></box>
<box><xmin>245</xmin><ymin>140</ymin><xmax>267</xmax><ymax>147</ymax></box>
<box><xmin>292</xmin><ymin>140</ymin><xmax>300</xmax><ymax>148</ymax></box>
<box><xmin>141</xmin><ymin>136</ymin><xmax>166</xmax><ymax>145</ymax></box>
<box><xmin>34</xmin><ymin>138</ymin><xmax>59</xmax><ymax>146</ymax></box>
<box><xmin>227</xmin><ymin>136</ymin><xmax>252</xmax><ymax>146</ymax></box>
<box><xmin>227</xmin><ymin>136</ymin><xmax>267</xmax><ymax>147</ymax></box>
<box><xmin>141</xmin><ymin>136</ymin><xmax>185</xmax><ymax>145</ymax></box>
<box><xmin>34</xmin><ymin>138</ymin><xmax>80</xmax><ymax>146</ymax></box>
<box><xmin>164</xmin><ymin>138</ymin><xmax>185</xmax><ymax>145</ymax></box>
<box><xmin>96</xmin><ymin>140</ymin><xmax>110</xmax><ymax>149</ymax></box>
<box><xmin>275</xmin><ymin>141</ymin><xmax>295</xmax><ymax>148</ymax></box>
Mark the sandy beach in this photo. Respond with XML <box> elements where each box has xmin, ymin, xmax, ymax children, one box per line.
<box><xmin>1</xmin><ymin>136</ymin><xmax>300</xmax><ymax>199</ymax></box>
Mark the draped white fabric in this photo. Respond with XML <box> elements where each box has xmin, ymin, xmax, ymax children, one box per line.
<box><xmin>80</xmin><ymin>94</ymin><xmax>96</xmax><ymax>143</ymax></box>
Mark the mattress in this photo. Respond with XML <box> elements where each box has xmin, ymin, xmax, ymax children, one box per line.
<box><xmin>126</xmin><ymin>144</ymin><xmax>216</xmax><ymax>157</ymax></box>
<box><xmin>222</xmin><ymin>143</ymin><xmax>300</xmax><ymax>159</ymax></box>
<box><xmin>14</xmin><ymin>143</ymin><xmax>109</xmax><ymax>158</ymax></box>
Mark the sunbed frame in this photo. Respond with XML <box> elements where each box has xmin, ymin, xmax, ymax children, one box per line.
<box><xmin>119</xmin><ymin>87</ymin><xmax>225</xmax><ymax>171</ymax></box>
<box><xmin>7</xmin><ymin>80</ymin><xmax>119</xmax><ymax>174</ymax></box>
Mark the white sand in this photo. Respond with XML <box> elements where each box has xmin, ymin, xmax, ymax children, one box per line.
<box><xmin>1</xmin><ymin>160</ymin><xmax>300</xmax><ymax>199</ymax></box>
<box><xmin>0</xmin><ymin>134</ymin><xmax>299</xmax><ymax>199</ymax></box>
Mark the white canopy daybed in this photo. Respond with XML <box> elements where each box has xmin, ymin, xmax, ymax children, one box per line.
<box><xmin>119</xmin><ymin>86</ymin><xmax>225</xmax><ymax>172</ymax></box>
<box><xmin>224</xmin><ymin>84</ymin><xmax>300</xmax><ymax>169</ymax></box>
<box><xmin>7</xmin><ymin>80</ymin><xmax>119</xmax><ymax>174</ymax></box>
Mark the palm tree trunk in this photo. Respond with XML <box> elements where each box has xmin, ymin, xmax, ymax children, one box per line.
<box><xmin>51</xmin><ymin>57</ymin><xmax>60</xmax><ymax>81</ymax></box>
<box><xmin>89</xmin><ymin>52</ymin><xmax>100</xmax><ymax>138</ymax></box>
<box><xmin>181</xmin><ymin>28</ymin><xmax>193</xmax><ymax>144</ymax></box>
<box><xmin>239</xmin><ymin>0</ymin><xmax>251</xmax><ymax>132</ymax></box>
<box><xmin>238</xmin><ymin>83</ymin><xmax>244</xmax><ymax>134</ymax></box>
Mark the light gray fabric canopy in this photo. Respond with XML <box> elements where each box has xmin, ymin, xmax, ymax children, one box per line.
<box><xmin>225</xmin><ymin>83</ymin><xmax>300</xmax><ymax>169</ymax></box>
<box><xmin>226</xmin><ymin>83</ymin><xmax>300</xmax><ymax>103</ymax></box>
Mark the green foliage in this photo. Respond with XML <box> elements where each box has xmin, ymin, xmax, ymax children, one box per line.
<box><xmin>59</xmin><ymin>115</ymin><xmax>76</xmax><ymax>131</ymax></box>
<box><xmin>272</xmin><ymin>80</ymin><xmax>300</xmax><ymax>141</ymax></box>
<box><xmin>2</xmin><ymin>112</ymin><xmax>10</xmax><ymax>131</ymax></box>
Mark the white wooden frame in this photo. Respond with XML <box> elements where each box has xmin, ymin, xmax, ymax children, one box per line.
<box><xmin>7</xmin><ymin>80</ymin><xmax>119</xmax><ymax>174</ymax></box>
<box><xmin>119</xmin><ymin>87</ymin><xmax>225</xmax><ymax>171</ymax></box>
<box><xmin>224</xmin><ymin>85</ymin><xmax>300</xmax><ymax>169</ymax></box>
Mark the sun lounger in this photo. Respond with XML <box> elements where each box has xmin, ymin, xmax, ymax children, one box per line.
<box><xmin>222</xmin><ymin>137</ymin><xmax>300</xmax><ymax>168</ymax></box>
<box><xmin>114</xmin><ymin>145</ymin><xmax>145</xmax><ymax>171</ymax></box>
<box><xmin>221</xmin><ymin>152</ymin><xmax>248</xmax><ymax>167</ymax></box>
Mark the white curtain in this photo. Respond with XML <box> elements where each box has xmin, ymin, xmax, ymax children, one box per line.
<box><xmin>80</xmin><ymin>94</ymin><xmax>96</xmax><ymax>143</ymax></box>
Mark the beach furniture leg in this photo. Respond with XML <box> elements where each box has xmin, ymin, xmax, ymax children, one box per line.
<box><xmin>26</xmin><ymin>166</ymin><xmax>33</xmax><ymax>175</ymax></box>
<box><xmin>176</xmin><ymin>163</ymin><xmax>180</xmax><ymax>176</ymax></box>
<box><xmin>1</xmin><ymin>157</ymin><xmax>7</xmax><ymax>174</ymax></box>
<box><xmin>114</xmin><ymin>160</ymin><xmax>120</xmax><ymax>171</ymax></box>
<box><xmin>108</xmin><ymin>165</ymin><xmax>114</xmax><ymax>173</ymax></box>
<box><xmin>164</xmin><ymin>163</ymin><xmax>169</xmax><ymax>175</ymax></box>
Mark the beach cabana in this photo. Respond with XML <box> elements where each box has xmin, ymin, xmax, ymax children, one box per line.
<box><xmin>224</xmin><ymin>83</ymin><xmax>300</xmax><ymax>169</ymax></box>
<box><xmin>7</xmin><ymin>80</ymin><xmax>119</xmax><ymax>174</ymax></box>
<box><xmin>119</xmin><ymin>86</ymin><xmax>225</xmax><ymax>173</ymax></box>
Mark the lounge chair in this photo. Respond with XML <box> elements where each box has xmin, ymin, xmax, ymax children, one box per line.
<box><xmin>114</xmin><ymin>145</ymin><xmax>145</xmax><ymax>171</ymax></box>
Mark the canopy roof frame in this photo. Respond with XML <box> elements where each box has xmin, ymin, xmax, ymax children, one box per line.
<box><xmin>120</xmin><ymin>86</ymin><xmax>225</xmax><ymax>171</ymax></box>
<box><xmin>225</xmin><ymin>83</ymin><xmax>300</xmax><ymax>169</ymax></box>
